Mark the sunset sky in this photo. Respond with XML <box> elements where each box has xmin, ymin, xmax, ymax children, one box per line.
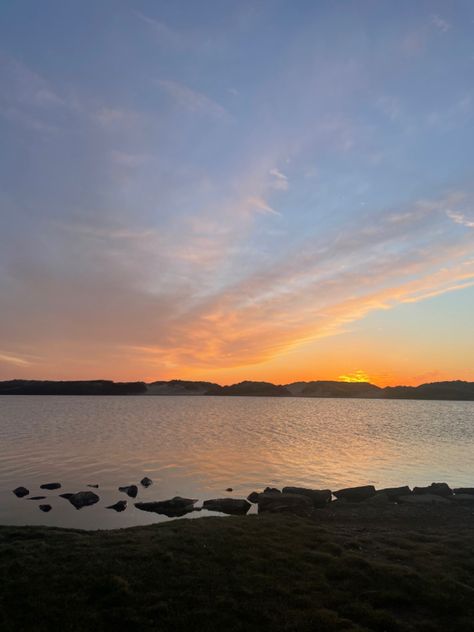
<box><xmin>1</xmin><ymin>1</ymin><xmax>473</xmax><ymax>386</ymax></box>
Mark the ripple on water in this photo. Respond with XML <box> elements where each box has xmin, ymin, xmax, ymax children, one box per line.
<box><xmin>0</xmin><ymin>395</ymin><xmax>473</xmax><ymax>529</ymax></box>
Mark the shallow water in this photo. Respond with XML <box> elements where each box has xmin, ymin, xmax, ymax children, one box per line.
<box><xmin>0</xmin><ymin>395</ymin><xmax>473</xmax><ymax>529</ymax></box>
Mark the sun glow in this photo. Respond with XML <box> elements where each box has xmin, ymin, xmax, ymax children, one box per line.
<box><xmin>338</xmin><ymin>370</ymin><xmax>371</xmax><ymax>383</ymax></box>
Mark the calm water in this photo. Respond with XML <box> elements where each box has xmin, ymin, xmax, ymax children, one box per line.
<box><xmin>0</xmin><ymin>396</ymin><xmax>473</xmax><ymax>530</ymax></box>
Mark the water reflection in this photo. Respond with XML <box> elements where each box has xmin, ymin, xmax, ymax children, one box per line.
<box><xmin>0</xmin><ymin>395</ymin><xmax>473</xmax><ymax>529</ymax></box>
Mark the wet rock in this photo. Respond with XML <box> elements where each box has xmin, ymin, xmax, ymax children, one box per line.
<box><xmin>257</xmin><ymin>492</ymin><xmax>313</xmax><ymax>517</ymax></box>
<box><xmin>247</xmin><ymin>491</ymin><xmax>260</xmax><ymax>503</ymax></box>
<box><xmin>140</xmin><ymin>477</ymin><xmax>153</xmax><ymax>488</ymax></box>
<box><xmin>135</xmin><ymin>497</ymin><xmax>197</xmax><ymax>517</ymax></box>
<box><xmin>13</xmin><ymin>487</ymin><xmax>29</xmax><ymax>498</ymax></box>
<box><xmin>376</xmin><ymin>486</ymin><xmax>411</xmax><ymax>501</ymax></box>
<box><xmin>398</xmin><ymin>494</ymin><xmax>449</xmax><ymax>505</ymax></box>
<box><xmin>87</xmin><ymin>484</ymin><xmax>99</xmax><ymax>488</ymax></box>
<box><xmin>39</xmin><ymin>504</ymin><xmax>52</xmax><ymax>512</ymax></box>
<box><xmin>60</xmin><ymin>491</ymin><xmax>99</xmax><ymax>509</ymax></box>
<box><xmin>282</xmin><ymin>487</ymin><xmax>332</xmax><ymax>508</ymax></box>
<box><xmin>202</xmin><ymin>498</ymin><xmax>251</xmax><ymax>515</ymax></box>
<box><xmin>107</xmin><ymin>500</ymin><xmax>127</xmax><ymax>512</ymax></box>
<box><xmin>28</xmin><ymin>496</ymin><xmax>47</xmax><ymax>500</ymax></box>
<box><xmin>454</xmin><ymin>488</ymin><xmax>474</xmax><ymax>495</ymax></box>
<box><xmin>263</xmin><ymin>487</ymin><xmax>281</xmax><ymax>495</ymax></box>
<box><xmin>333</xmin><ymin>485</ymin><xmax>376</xmax><ymax>502</ymax></box>
<box><xmin>413</xmin><ymin>482</ymin><xmax>452</xmax><ymax>497</ymax></box>
<box><xmin>225</xmin><ymin>488</ymin><xmax>233</xmax><ymax>492</ymax></box>
<box><xmin>40</xmin><ymin>483</ymin><xmax>61</xmax><ymax>490</ymax></box>
<box><xmin>119</xmin><ymin>485</ymin><xmax>138</xmax><ymax>498</ymax></box>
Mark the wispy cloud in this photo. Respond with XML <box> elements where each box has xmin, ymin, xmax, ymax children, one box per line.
<box><xmin>447</xmin><ymin>210</ymin><xmax>474</xmax><ymax>228</ymax></box>
<box><xmin>269</xmin><ymin>168</ymin><xmax>289</xmax><ymax>191</ymax></box>
<box><xmin>431</xmin><ymin>14</ymin><xmax>451</xmax><ymax>33</ymax></box>
<box><xmin>157</xmin><ymin>79</ymin><xmax>229</xmax><ymax>119</ymax></box>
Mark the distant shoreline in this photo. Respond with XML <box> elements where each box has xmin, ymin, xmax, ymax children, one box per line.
<box><xmin>1</xmin><ymin>378</ymin><xmax>473</xmax><ymax>401</ymax></box>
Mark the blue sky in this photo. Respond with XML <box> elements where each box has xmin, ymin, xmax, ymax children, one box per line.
<box><xmin>1</xmin><ymin>0</ymin><xmax>473</xmax><ymax>384</ymax></box>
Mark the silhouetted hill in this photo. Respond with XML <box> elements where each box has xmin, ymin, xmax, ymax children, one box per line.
<box><xmin>146</xmin><ymin>379</ymin><xmax>221</xmax><ymax>395</ymax></box>
<box><xmin>286</xmin><ymin>380</ymin><xmax>382</xmax><ymax>398</ymax></box>
<box><xmin>206</xmin><ymin>381</ymin><xmax>290</xmax><ymax>397</ymax></box>
<box><xmin>0</xmin><ymin>379</ymin><xmax>473</xmax><ymax>400</ymax></box>
<box><xmin>0</xmin><ymin>380</ymin><xmax>147</xmax><ymax>395</ymax></box>
<box><xmin>382</xmin><ymin>380</ymin><xmax>474</xmax><ymax>401</ymax></box>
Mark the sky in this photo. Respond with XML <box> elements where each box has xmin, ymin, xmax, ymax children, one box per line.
<box><xmin>1</xmin><ymin>0</ymin><xmax>474</xmax><ymax>386</ymax></box>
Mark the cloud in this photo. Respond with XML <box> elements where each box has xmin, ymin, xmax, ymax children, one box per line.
<box><xmin>447</xmin><ymin>210</ymin><xmax>474</xmax><ymax>228</ymax></box>
<box><xmin>269</xmin><ymin>168</ymin><xmax>289</xmax><ymax>191</ymax></box>
<box><xmin>431</xmin><ymin>14</ymin><xmax>451</xmax><ymax>33</ymax></box>
<box><xmin>0</xmin><ymin>351</ymin><xmax>32</xmax><ymax>367</ymax></box>
<box><xmin>135</xmin><ymin>11</ymin><xmax>184</xmax><ymax>48</ymax></box>
<box><xmin>157</xmin><ymin>79</ymin><xmax>228</xmax><ymax>119</ymax></box>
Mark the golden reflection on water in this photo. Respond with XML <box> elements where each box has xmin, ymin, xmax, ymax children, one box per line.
<box><xmin>0</xmin><ymin>396</ymin><xmax>473</xmax><ymax>529</ymax></box>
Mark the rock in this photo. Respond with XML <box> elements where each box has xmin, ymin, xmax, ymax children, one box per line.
<box><xmin>13</xmin><ymin>486</ymin><xmax>29</xmax><ymax>498</ymax></box>
<box><xmin>333</xmin><ymin>485</ymin><xmax>376</xmax><ymax>502</ymax></box>
<box><xmin>87</xmin><ymin>484</ymin><xmax>99</xmax><ymax>488</ymax></box>
<box><xmin>140</xmin><ymin>477</ymin><xmax>153</xmax><ymax>487</ymax></box>
<box><xmin>454</xmin><ymin>488</ymin><xmax>474</xmax><ymax>495</ymax></box>
<box><xmin>40</xmin><ymin>483</ymin><xmax>61</xmax><ymax>490</ymax></box>
<box><xmin>398</xmin><ymin>494</ymin><xmax>449</xmax><ymax>505</ymax></box>
<box><xmin>135</xmin><ymin>497</ymin><xmax>198</xmax><ymax>517</ymax></box>
<box><xmin>107</xmin><ymin>500</ymin><xmax>127</xmax><ymax>512</ymax></box>
<box><xmin>119</xmin><ymin>485</ymin><xmax>138</xmax><ymax>498</ymax></box>
<box><xmin>60</xmin><ymin>491</ymin><xmax>100</xmax><ymax>509</ymax></box>
<box><xmin>257</xmin><ymin>492</ymin><xmax>313</xmax><ymax>516</ymax></box>
<box><xmin>413</xmin><ymin>483</ymin><xmax>452</xmax><ymax>497</ymax></box>
<box><xmin>247</xmin><ymin>491</ymin><xmax>260</xmax><ymax>503</ymax></box>
<box><xmin>28</xmin><ymin>496</ymin><xmax>47</xmax><ymax>500</ymax></box>
<box><xmin>282</xmin><ymin>487</ymin><xmax>331</xmax><ymax>508</ymax></box>
<box><xmin>263</xmin><ymin>487</ymin><xmax>281</xmax><ymax>495</ymax></box>
<box><xmin>225</xmin><ymin>488</ymin><xmax>233</xmax><ymax>492</ymax></box>
<box><xmin>364</xmin><ymin>492</ymin><xmax>391</xmax><ymax>505</ymax></box>
<box><xmin>376</xmin><ymin>486</ymin><xmax>411</xmax><ymax>501</ymax></box>
<box><xmin>450</xmin><ymin>494</ymin><xmax>474</xmax><ymax>503</ymax></box>
<box><xmin>39</xmin><ymin>504</ymin><xmax>52</xmax><ymax>512</ymax></box>
<box><xmin>202</xmin><ymin>498</ymin><xmax>251</xmax><ymax>515</ymax></box>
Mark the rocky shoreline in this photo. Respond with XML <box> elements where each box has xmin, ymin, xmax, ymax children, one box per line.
<box><xmin>11</xmin><ymin>479</ymin><xmax>474</xmax><ymax>519</ymax></box>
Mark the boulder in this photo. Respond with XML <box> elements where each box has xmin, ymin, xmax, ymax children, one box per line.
<box><xmin>247</xmin><ymin>491</ymin><xmax>260</xmax><ymax>503</ymax></box>
<box><xmin>376</xmin><ymin>486</ymin><xmax>411</xmax><ymax>501</ymax></box>
<box><xmin>119</xmin><ymin>485</ymin><xmax>138</xmax><ymax>498</ymax></box>
<box><xmin>413</xmin><ymin>483</ymin><xmax>452</xmax><ymax>497</ymax></box>
<box><xmin>454</xmin><ymin>488</ymin><xmax>474</xmax><ymax>495</ymax></box>
<box><xmin>364</xmin><ymin>492</ymin><xmax>391</xmax><ymax>505</ymax></box>
<box><xmin>225</xmin><ymin>488</ymin><xmax>233</xmax><ymax>492</ymax></box>
<box><xmin>398</xmin><ymin>494</ymin><xmax>449</xmax><ymax>505</ymax></box>
<box><xmin>333</xmin><ymin>485</ymin><xmax>376</xmax><ymax>502</ymax></box>
<box><xmin>13</xmin><ymin>487</ymin><xmax>29</xmax><ymax>498</ymax></box>
<box><xmin>135</xmin><ymin>497</ymin><xmax>197</xmax><ymax>517</ymax></box>
<box><xmin>39</xmin><ymin>504</ymin><xmax>52</xmax><ymax>512</ymax></box>
<box><xmin>60</xmin><ymin>491</ymin><xmax>99</xmax><ymax>509</ymax></box>
<box><xmin>450</xmin><ymin>494</ymin><xmax>474</xmax><ymax>503</ymax></box>
<box><xmin>282</xmin><ymin>487</ymin><xmax>331</xmax><ymax>508</ymax></box>
<box><xmin>87</xmin><ymin>484</ymin><xmax>99</xmax><ymax>488</ymax></box>
<box><xmin>40</xmin><ymin>483</ymin><xmax>61</xmax><ymax>490</ymax></box>
<box><xmin>202</xmin><ymin>498</ymin><xmax>251</xmax><ymax>515</ymax></box>
<box><xmin>140</xmin><ymin>477</ymin><xmax>153</xmax><ymax>487</ymax></box>
<box><xmin>257</xmin><ymin>492</ymin><xmax>313</xmax><ymax>516</ymax></box>
<box><xmin>263</xmin><ymin>487</ymin><xmax>281</xmax><ymax>495</ymax></box>
<box><xmin>107</xmin><ymin>500</ymin><xmax>127</xmax><ymax>512</ymax></box>
<box><xmin>28</xmin><ymin>496</ymin><xmax>46</xmax><ymax>500</ymax></box>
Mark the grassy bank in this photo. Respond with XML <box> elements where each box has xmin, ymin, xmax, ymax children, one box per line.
<box><xmin>1</xmin><ymin>505</ymin><xmax>474</xmax><ymax>631</ymax></box>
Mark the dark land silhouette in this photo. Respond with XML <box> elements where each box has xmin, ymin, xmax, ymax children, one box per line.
<box><xmin>1</xmin><ymin>378</ymin><xmax>473</xmax><ymax>400</ymax></box>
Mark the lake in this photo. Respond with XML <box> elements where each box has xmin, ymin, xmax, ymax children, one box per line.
<box><xmin>0</xmin><ymin>395</ymin><xmax>473</xmax><ymax>529</ymax></box>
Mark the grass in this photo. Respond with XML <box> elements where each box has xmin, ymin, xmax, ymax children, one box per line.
<box><xmin>1</xmin><ymin>507</ymin><xmax>474</xmax><ymax>631</ymax></box>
